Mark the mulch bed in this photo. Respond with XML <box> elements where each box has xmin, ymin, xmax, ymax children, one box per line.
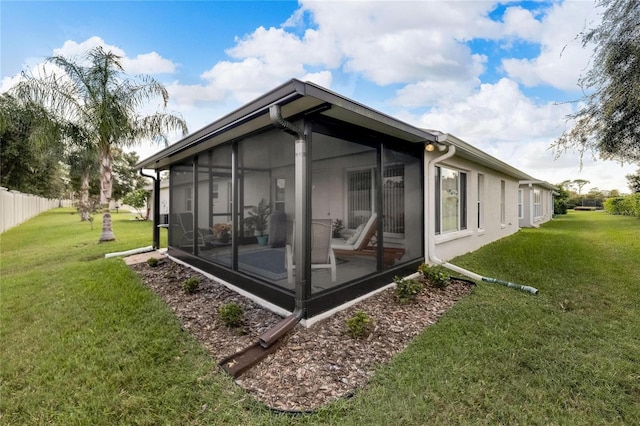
<box><xmin>130</xmin><ymin>257</ymin><xmax>474</xmax><ymax>411</ymax></box>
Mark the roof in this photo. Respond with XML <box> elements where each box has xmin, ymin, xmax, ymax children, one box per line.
<box><xmin>135</xmin><ymin>78</ymin><xmax>555</xmax><ymax>187</ymax></box>
<box><xmin>136</xmin><ymin>79</ymin><xmax>438</xmax><ymax>170</ymax></box>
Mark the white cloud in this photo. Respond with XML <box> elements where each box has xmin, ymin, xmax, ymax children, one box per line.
<box><xmin>501</xmin><ymin>1</ymin><xmax>599</xmax><ymax>90</ymax></box>
<box><xmin>299</xmin><ymin>0</ymin><xmax>499</xmax><ymax>86</ymax></box>
<box><xmin>123</xmin><ymin>52</ymin><xmax>176</xmax><ymax>74</ymax></box>
<box><xmin>1</xmin><ymin>74</ymin><xmax>25</xmax><ymax>93</ymax></box>
<box><xmin>53</xmin><ymin>36</ymin><xmax>176</xmax><ymax>75</ymax></box>
<box><xmin>165</xmin><ymin>80</ymin><xmax>226</xmax><ymax>106</ymax></box>
<box><xmin>392</xmin><ymin>54</ymin><xmax>486</xmax><ymax>107</ymax></box>
<box><xmin>403</xmin><ymin>77</ymin><xmax>633</xmax><ymax>191</ymax></box>
<box><xmin>502</xmin><ymin>6</ymin><xmax>542</xmax><ymax>41</ymax></box>
<box><xmin>300</xmin><ymin>70</ymin><xmax>333</xmax><ymax>88</ymax></box>
<box><xmin>53</xmin><ymin>36</ymin><xmax>125</xmax><ymax>60</ymax></box>
<box><xmin>416</xmin><ymin>78</ymin><xmax>570</xmax><ymax>143</ymax></box>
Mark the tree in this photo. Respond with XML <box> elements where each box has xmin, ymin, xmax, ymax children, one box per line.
<box><xmin>554</xmin><ymin>0</ymin><xmax>640</xmax><ymax>163</ymax></box>
<box><xmin>67</xmin><ymin>130</ymin><xmax>99</xmax><ymax>221</ymax></box>
<box><xmin>14</xmin><ymin>46</ymin><xmax>188</xmax><ymax>242</ymax></box>
<box><xmin>554</xmin><ymin>183</ymin><xmax>571</xmax><ymax>214</ymax></box>
<box><xmin>573</xmin><ymin>179</ymin><xmax>590</xmax><ymax>196</ymax></box>
<box><xmin>0</xmin><ymin>93</ymin><xmax>68</xmax><ymax>197</ymax></box>
<box><xmin>627</xmin><ymin>168</ymin><xmax>640</xmax><ymax>193</ymax></box>
<box><xmin>111</xmin><ymin>150</ymin><xmax>146</xmax><ymax>202</ymax></box>
<box><xmin>122</xmin><ymin>188</ymin><xmax>151</xmax><ymax>220</ymax></box>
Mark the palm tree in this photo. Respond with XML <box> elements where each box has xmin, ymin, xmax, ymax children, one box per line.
<box><xmin>14</xmin><ymin>46</ymin><xmax>188</xmax><ymax>241</ymax></box>
<box><xmin>66</xmin><ymin>125</ymin><xmax>98</xmax><ymax>221</ymax></box>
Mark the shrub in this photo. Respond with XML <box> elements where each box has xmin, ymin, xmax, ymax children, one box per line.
<box><xmin>219</xmin><ymin>303</ymin><xmax>244</xmax><ymax>328</ymax></box>
<box><xmin>554</xmin><ymin>198</ymin><xmax>568</xmax><ymax>215</ymax></box>
<box><xmin>146</xmin><ymin>257</ymin><xmax>159</xmax><ymax>267</ymax></box>
<box><xmin>182</xmin><ymin>277</ymin><xmax>199</xmax><ymax>294</ymax></box>
<box><xmin>418</xmin><ymin>263</ymin><xmax>450</xmax><ymax>288</ymax></box>
<box><xmin>346</xmin><ymin>311</ymin><xmax>374</xmax><ymax>339</ymax></box>
<box><xmin>394</xmin><ymin>276</ymin><xmax>424</xmax><ymax>303</ymax></box>
<box><xmin>604</xmin><ymin>194</ymin><xmax>640</xmax><ymax>217</ymax></box>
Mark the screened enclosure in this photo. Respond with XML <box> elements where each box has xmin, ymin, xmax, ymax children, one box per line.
<box><xmin>167</xmin><ymin>114</ymin><xmax>424</xmax><ymax>317</ymax></box>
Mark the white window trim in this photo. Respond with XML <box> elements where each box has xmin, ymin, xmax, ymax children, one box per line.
<box><xmin>534</xmin><ymin>189</ymin><xmax>542</xmax><ymax>219</ymax></box>
<box><xmin>518</xmin><ymin>188</ymin><xmax>524</xmax><ymax>220</ymax></box>
<box><xmin>435</xmin><ymin>229</ymin><xmax>474</xmax><ymax>244</ymax></box>
<box><xmin>436</xmin><ymin>165</ymin><xmax>468</xmax><ymax>235</ymax></box>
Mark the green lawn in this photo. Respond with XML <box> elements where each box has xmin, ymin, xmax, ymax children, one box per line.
<box><xmin>1</xmin><ymin>209</ymin><xmax>639</xmax><ymax>425</ymax></box>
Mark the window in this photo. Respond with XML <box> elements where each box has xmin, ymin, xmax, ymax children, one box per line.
<box><xmin>500</xmin><ymin>180</ymin><xmax>506</xmax><ymax>224</ymax></box>
<box><xmin>212</xmin><ymin>183</ymin><xmax>219</xmax><ymax>201</ymax></box>
<box><xmin>518</xmin><ymin>189</ymin><xmax>524</xmax><ymax>219</ymax></box>
<box><xmin>383</xmin><ymin>165</ymin><xmax>405</xmax><ymax>234</ymax></box>
<box><xmin>435</xmin><ymin>166</ymin><xmax>467</xmax><ymax>234</ymax></box>
<box><xmin>477</xmin><ymin>174</ymin><xmax>484</xmax><ymax>229</ymax></box>
<box><xmin>534</xmin><ymin>189</ymin><xmax>542</xmax><ymax>218</ymax></box>
<box><xmin>274</xmin><ymin>178</ymin><xmax>286</xmax><ymax>212</ymax></box>
<box><xmin>347</xmin><ymin>166</ymin><xmax>405</xmax><ymax>233</ymax></box>
<box><xmin>347</xmin><ymin>169</ymin><xmax>373</xmax><ymax>229</ymax></box>
<box><xmin>185</xmin><ymin>186</ymin><xmax>192</xmax><ymax>212</ymax></box>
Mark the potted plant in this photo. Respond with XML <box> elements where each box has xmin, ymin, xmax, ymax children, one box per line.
<box><xmin>332</xmin><ymin>219</ymin><xmax>345</xmax><ymax>238</ymax></box>
<box><xmin>244</xmin><ymin>198</ymin><xmax>271</xmax><ymax>245</ymax></box>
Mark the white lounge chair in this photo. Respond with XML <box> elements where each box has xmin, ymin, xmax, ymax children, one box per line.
<box><xmin>286</xmin><ymin>219</ymin><xmax>337</xmax><ymax>284</ymax></box>
<box><xmin>331</xmin><ymin>213</ymin><xmax>405</xmax><ymax>266</ymax></box>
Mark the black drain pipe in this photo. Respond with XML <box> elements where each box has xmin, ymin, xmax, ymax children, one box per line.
<box><xmin>218</xmin><ymin>105</ymin><xmax>308</xmax><ymax>378</ymax></box>
<box><xmin>140</xmin><ymin>169</ymin><xmax>161</xmax><ymax>250</ymax></box>
<box><xmin>270</xmin><ymin>104</ymin><xmax>307</xmax><ymax>320</ymax></box>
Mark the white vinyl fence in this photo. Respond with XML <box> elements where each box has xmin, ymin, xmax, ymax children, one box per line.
<box><xmin>0</xmin><ymin>187</ymin><xmax>72</xmax><ymax>234</ymax></box>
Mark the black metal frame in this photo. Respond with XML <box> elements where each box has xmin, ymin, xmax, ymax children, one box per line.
<box><xmin>166</xmin><ymin>112</ymin><xmax>425</xmax><ymax>318</ymax></box>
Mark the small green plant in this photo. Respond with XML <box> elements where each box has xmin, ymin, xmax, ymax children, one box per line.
<box><xmin>219</xmin><ymin>303</ymin><xmax>244</xmax><ymax>328</ymax></box>
<box><xmin>346</xmin><ymin>310</ymin><xmax>374</xmax><ymax>339</ymax></box>
<box><xmin>332</xmin><ymin>219</ymin><xmax>345</xmax><ymax>238</ymax></box>
<box><xmin>394</xmin><ymin>276</ymin><xmax>424</xmax><ymax>303</ymax></box>
<box><xmin>182</xmin><ymin>276</ymin><xmax>199</xmax><ymax>294</ymax></box>
<box><xmin>146</xmin><ymin>257</ymin><xmax>159</xmax><ymax>267</ymax></box>
<box><xmin>419</xmin><ymin>263</ymin><xmax>450</xmax><ymax>289</ymax></box>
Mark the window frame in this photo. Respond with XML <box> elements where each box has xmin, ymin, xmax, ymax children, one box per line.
<box><xmin>435</xmin><ymin>165</ymin><xmax>468</xmax><ymax>235</ymax></box>
<box><xmin>534</xmin><ymin>189</ymin><xmax>542</xmax><ymax>218</ymax></box>
<box><xmin>518</xmin><ymin>188</ymin><xmax>524</xmax><ymax>220</ymax></box>
<box><xmin>346</xmin><ymin>164</ymin><xmax>406</xmax><ymax>235</ymax></box>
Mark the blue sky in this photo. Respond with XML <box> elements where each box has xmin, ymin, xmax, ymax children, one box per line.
<box><xmin>2</xmin><ymin>0</ymin><xmax>637</xmax><ymax>192</ymax></box>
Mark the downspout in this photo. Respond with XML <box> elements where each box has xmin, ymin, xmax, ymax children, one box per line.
<box><xmin>218</xmin><ymin>105</ymin><xmax>308</xmax><ymax>377</ymax></box>
<box><xmin>140</xmin><ymin>169</ymin><xmax>160</xmax><ymax>250</ymax></box>
<box><xmin>529</xmin><ymin>183</ymin><xmax>534</xmax><ymax>227</ymax></box>
<box><xmin>425</xmin><ymin>138</ymin><xmax>538</xmax><ymax>295</ymax></box>
<box><xmin>269</xmin><ymin>104</ymin><xmax>307</xmax><ymax>322</ymax></box>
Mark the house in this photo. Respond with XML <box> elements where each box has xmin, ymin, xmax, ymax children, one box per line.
<box><xmin>518</xmin><ymin>181</ymin><xmax>556</xmax><ymax>228</ymax></box>
<box><xmin>136</xmin><ymin>79</ymin><xmax>554</xmax><ymax>322</ymax></box>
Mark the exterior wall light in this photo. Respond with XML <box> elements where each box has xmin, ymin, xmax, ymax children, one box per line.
<box><xmin>425</xmin><ymin>143</ymin><xmax>448</xmax><ymax>152</ymax></box>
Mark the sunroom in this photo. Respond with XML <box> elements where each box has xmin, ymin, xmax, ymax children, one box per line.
<box><xmin>138</xmin><ymin>79</ymin><xmax>431</xmax><ymax>319</ymax></box>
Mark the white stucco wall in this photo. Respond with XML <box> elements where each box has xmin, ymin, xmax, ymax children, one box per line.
<box><xmin>518</xmin><ymin>183</ymin><xmax>554</xmax><ymax>228</ymax></box>
<box><xmin>425</xmin><ymin>153</ymin><xmax>522</xmax><ymax>263</ymax></box>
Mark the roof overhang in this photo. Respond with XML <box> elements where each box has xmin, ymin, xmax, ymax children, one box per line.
<box><xmin>136</xmin><ymin>79</ymin><xmax>438</xmax><ymax>170</ymax></box>
<box><xmin>519</xmin><ymin>180</ymin><xmax>558</xmax><ymax>191</ymax></box>
<box><xmin>434</xmin><ymin>132</ymin><xmax>541</xmax><ymax>181</ymax></box>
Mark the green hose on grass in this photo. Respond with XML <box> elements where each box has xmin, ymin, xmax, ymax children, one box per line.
<box><xmin>440</xmin><ymin>262</ymin><xmax>539</xmax><ymax>295</ymax></box>
<box><xmin>481</xmin><ymin>277</ymin><xmax>539</xmax><ymax>295</ymax></box>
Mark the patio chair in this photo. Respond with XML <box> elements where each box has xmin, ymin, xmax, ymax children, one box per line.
<box><xmin>173</xmin><ymin>212</ymin><xmax>207</xmax><ymax>249</ymax></box>
<box><xmin>331</xmin><ymin>213</ymin><xmax>405</xmax><ymax>266</ymax></box>
<box><xmin>286</xmin><ymin>219</ymin><xmax>337</xmax><ymax>284</ymax></box>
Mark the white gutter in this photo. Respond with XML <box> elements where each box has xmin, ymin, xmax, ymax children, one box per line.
<box><xmin>424</xmin><ymin>141</ymin><xmax>538</xmax><ymax>295</ymax></box>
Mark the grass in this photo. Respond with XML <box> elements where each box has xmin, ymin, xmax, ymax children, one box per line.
<box><xmin>1</xmin><ymin>209</ymin><xmax>639</xmax><ymax>424</ymax></box>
